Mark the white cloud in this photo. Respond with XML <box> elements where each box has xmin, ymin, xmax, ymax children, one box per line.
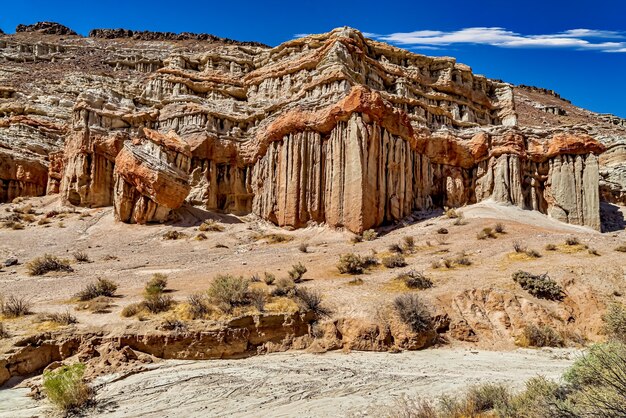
<box><xmin>373</xmin><ymin>27</ymin><xmax>626</xmax><ymax>53</ymax></box>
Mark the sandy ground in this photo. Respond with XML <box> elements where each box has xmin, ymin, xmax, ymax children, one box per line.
<box><xmin>0</xmin><ymin>347</ymin><xmax>580</xmax><ymax>418</ymax></box>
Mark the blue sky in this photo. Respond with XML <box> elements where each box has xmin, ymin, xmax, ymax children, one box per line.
<box><xmin>3</xmin><ymin>0</ymin><xmax>626</xmax><ymax>117</ymax></box>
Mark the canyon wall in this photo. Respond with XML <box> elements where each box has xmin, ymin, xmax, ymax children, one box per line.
<box><xmin>0</xmin><ymin>24</ymin><xmax>612</xmax><ymax>231</ymax></box>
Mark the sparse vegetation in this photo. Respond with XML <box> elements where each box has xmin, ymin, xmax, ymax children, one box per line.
<box><xmin>402</xmin><ymin>236</ymin><xmax>415</xmax><ymax>252</ymax></box>
<box><xmin>388</xmin><ymin>243</ymin><xmax>404</xmax><ymax>253</ymax></box>
<box><xmin>565</xmin><ymin>236</ymin><xmax>580</xmax><ymax>246</ymax></box>
<box><xmin>513</xmin><ymin>240</ymin><xmax>525</xmax><ymax>253</ymax></box>
<box><xmin>1</xmin><ymin>295</ymin><xmax>32</xmax><ymax>317</ymax></box>
<box><xmin>248</xmin><ymin>288</ymin><xmax>267</xmax><ymax>311</ymax></box>
<box><xmin>435</xmin><ymin>235</ymin><xmax>448</xmax><ymax>245</ymax></box>
<box><xmin>382</xmin><ymin>254</ymin><xmax>407</xmax><ymax>268</ymax></box>
<box><xmin>121</xmin><ymin>303</ymin><xmax>141</xmax><ymax>318</ymax></box>
<box><xmin>163</xmin><ymin>230</ymin><xmax>186</xmax><ymax>240</ymax></box>
<box><xmin>42</xmin><ymin>363</ymin><xmax>92</xmax><ymax>412</ymax></box>
<box><xmin>362</xmin><ymin>229</ymin><xmax>378</xmax><ymax>241</ymax></box>
<box><xmin>198</xmin><ymin>219</ymin><xmax>224</xmax><ymax>232</ymax></box>
<box><xmin>454</xmin><ymin>253</ymin><xmax>472</xmax><ymax>266</ymax></box>
<box><xmin>75</xmin><ymin>278</ymin><xmax>118</xmax><ymax>301</ymax></box>
<box><xmin>348</xmin><ymin>277</ymin><xmax>364</xmax><ymax>286</ymax></box>
<box><xmin>393</xmin><ymin>294</ymin><xmax>432</xmax><ymax>333</ymax></box>
<box><xmin>44</xmin><ymin>310</ymin><xmax>77</xmax><ymax>326</ymax></box>
<box><xmin>263</xmin><ymin>272</ymin><xmax>276</xmax><ymax>285</ymax></box>
<box><xmin>0</xmin><ymin>323</ymin><xmax>8</xmax><ymax>338</ymax></box>
<box><xmin>545</xmin><ymin>243</ymin><xmax>557</xmax><ymax>251</ymax></box>
<box><xmin>517</xmin><ymin>324</ymin><xmax>565</xmax><ymax>347</ymax></box>
<box><xmin>73</xmin><ymin>251</ymin><xmax>90</xmax><ymax>263</ymax></box>
<box><xmin>512</xmin><ymin>271</ymin><xmax>563</xmax><ymax>301</ymax></box>
<box><xmin>396</xmin><ymin>270</ymin><xmax>433</xmax><ymax>290</ymax></box>
<box><xmin>603</xmin><ymin>303</ymin><xmax>626</xmax><ymax>343</ymax></box>
<box><xmin>207</xmin><ymin>275</ymin><xmax>250</xmax><ymax>311</ymax></box>
<box><xmin>186</xmin><ymin>293</ymin><xmax>211</xmax><ymax>319</ymax></box>
<box><xmin>494</xmin><ymin>222</ymin><xmax>506</xmax><ymax>233</ymax></box>
<box><xmin>288</xmin><ymin>262</ymin><xmax>307</xmax><ymax>283</ymax></box>
<box><xmin>143</xmin><ymin>294</ymin><xmax>173</xmax><ymax>314</ymax></box>
<box><xmin>145</xmin><ymin>273</ymin><xmax>168</xmax><ymax>295</ymax></box>
<box><xmin>27</xmin><ymin>254</ymin><xmax>73</xmax><ymax>276</ymax></box>
<box><xmin>195</xmin><ymin>233</ymin><xmax>208</xmax><ymax>241</ymax></box>
<box><xmin>337</xmin><ymin>253</ymin><xmax>377</xmax><ymax>274</ymax></box>
<box><xmin>272</xmin><ymin>277</ymin><xmax>296</xmax><ymax>297</ymax></box>
<box><xmin>294</xmin><ymin>287</ymin><xmax>331</xmax><ymax>317</ymax></box>
<box><xmin>75</xmin><ymin>296</ymin><xmax>112</xmax><ymax>313</ymax></box>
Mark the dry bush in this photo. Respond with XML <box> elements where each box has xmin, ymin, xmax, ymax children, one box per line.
<box><xmin>288</xmin><ymin>262</ymin><xmax>307</xmax><ymax>283</ymax></box>
<box><xmin>512</xmin><ymin>271</ymin><xmax>563</xmax><ymax>300</ymax></box>
<box><xmin>272</xmin><ymin>277</ymin><xmax>296</xmax><ymax>297</ymax></box>
<box><xmin>393</xmin><ymin>294</ymin><xmax>432</xmax><ymax>333</ymax></box>
<box><xmin>27</xmin><ymin>254</ymin><xmax>73</xmax><ymax>276</ymax></box>
<box><xmin>494</xmin><ymin>222</ymin><xmax>506</xmax><ymax>233</ymax></box>
<box><xmin>402</xmin><ymin>236</ymin><xmax>415</xmax><ymax>252</ymax></box>
<box><xmin>143</xmin><ymin>294</ymin><xmax>173</xmax><ymax>313</ymax></box>
<box><xmin>545</xmin><ymin>243</ymin><xmax>557</xmax><ymax>251</ymax></box>
<box><xmin>518</xmin><ymin>324</ymin><xmax>565</xmax><ymax>347</ymax></box>
<box><xmin>198</xmin><ymin>219</ymin><xmax>224</xmax><ymax>232</ymax></box>
<box><xmin>145</xmin><ymin>273</ymin><xmax>168</xmax><ymax>295</ymax></box>
<box><xmin>43</xmin><ymin>363</ymin><xmax>92</xmax><ymax>412</ymax></box>
<box><xmin>513</xmin><ymin>240</ymin><xmax>526</xmax><ymax>253</ymax></box>
<box><xmin>73</xmin><ymin>251</ymin><xmax>90</xmax><ymax>263</ymax></box>
<box><xmin>195</xmin><ymin>233</ymin><xmax>208</xmax><ymax>241</ymax></box>
<box><xmin>388</xmin><ymin>243</ymin><xmax>404</xmax><ymax>254</ymax></box>
<box><xmin>298</xmin><ymin>242</ymin><xmax>309</xmax><ymax>253</ymax></box>
<box><xmin>603</xmin><ymin>303</ymin><xmax>626</xmax><ymax>343</ymax></box>
<box><xmin>121</xmin><ymin>303</ymin><xmax>141</xmax><ymax>318</ymax></box>
<box><xmin>337</xmin><ymin>253</ymin><xmax>374</xmax><ymax>275</ymax></box>
<box><xmin>208</xmin><ymin>275</ymin><xmax>250</xmax><ymax>311</ymax></box>
<box><xmin>163</xmin><ymin>230</ymin><xmax>186</xmax><ymax>240</ymax></box>
<box><xmin>159</xmin><ymin>318</ymin><xmax>187</xmax><ymax>333</ymax></box>
<box><xmin>186</xmin><ymin>293</ymin><xmax>211</xmax><ymax>319</ymax></box>
<box><xmin>362</xmin><ymin>229</ymin><xmax>378</xmax><ymax>241</ymax></box>
<box><xmin>565</xmin><ymin>236</ymin><xmax>580</xmax><ymax>246</ymax></box>
<box><xmin>1</xmin><ymin>295</ymin><xmax>32</xmax><ymax>317</ymax></box>
<box><xmin>454</xmin><ymin>254</ymin><xmax>472</xmax><ymax>266</ymax></box>
<box><xmin>44</xmin><ymin>310</ymin><xmax>77</xmax><ymax>325</ymax></box>
<box><xmin>75</xmin><ymin>278</ymin><xmax>118</xmax><ymax>301</ymax></box>
<box><xmin>396</xmin><ymin>270</ymin><xmax>433</xmax><ymax>290</ymax></box>
<box><xmin>614</xmin><ymin>244</ymin><xmax>626</xmax><ymax>253</ymax></box>
<box><xmin>263</xmin><ymin>272</ymin><xmax>276</xmax><ymax>285</ymax></box>
<box><xmin>248</xmin><ymin>288</ymin><xmax>267</xmax><ymax>312</ymax></box>
<box><xmin>294</xmin><ymin>287</ymin><xmax>331</xmax><ymax>317</ymax></box>
<box><xmin>382</xmin><ymin>254</ymin><xmax>407</xmax><ymax>268</ymax></box>
<box><xmin>440</xmin><ymin>383</ymin><xmax>512</xmax><ymax>417</ymax></box>
<box><xmin>444</xmin><ymin>208</ymin><xmax>459</xmax><ymax>219</ymax></box>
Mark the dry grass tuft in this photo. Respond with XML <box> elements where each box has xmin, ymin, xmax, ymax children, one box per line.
<box><xmin>288</xmin><ymin>262</ymin><xmax>307</xmax><ymax>283</ymax></box>
<box><xmin>1</xmin><ymin>295</ymin><xmax>32</xmax><ymax>318</ymax></box>
<box><xmin>27</xmin><ymin>254</ymin><xmax>73</xmax><ymax>276</ymax></box>
<box><xmin>381</xmin><ymin>254</ymin><xmax>407</xmax><ymax>269</ymax></box>
<box><xmin>198</xmin><ymin>219</ymin><xmax>224</xmax><ymax>232</ymax></box>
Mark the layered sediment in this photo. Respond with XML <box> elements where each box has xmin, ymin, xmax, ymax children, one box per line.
<box><xmin>0</xmin><ymin>24</ymin><xmax>615</xmax><ymax>231</ymax></box>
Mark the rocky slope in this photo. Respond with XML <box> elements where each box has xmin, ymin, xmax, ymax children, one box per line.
<box><xmin>0</xmin><ymin>22</ymin><xmax>619</xmax><ymax>232</ymax></box>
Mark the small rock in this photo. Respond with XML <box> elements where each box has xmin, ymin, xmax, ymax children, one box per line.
<box><xmin>4</xmin><ymin>257</ymin><xmax>18</xmax><ymax>267</ymax></box>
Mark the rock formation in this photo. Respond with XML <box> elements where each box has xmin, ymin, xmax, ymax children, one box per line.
<box><xmin>0</xmin><ymin>23</ymin><xmax>618</xmax><ymax>231</ymax></box>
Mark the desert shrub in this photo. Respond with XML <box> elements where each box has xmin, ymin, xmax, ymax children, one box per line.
<box><xmin>519</xmin><ymin>324</ymin><xmax>565</xmax><ymax>347</ymax></box>
<box><xmin>42</xmin><ymin>363</ymin><xmax>91</xmax><ymax>412</ymax></box>
<box><xmin>563</xmin><ymin>342</ymin><xmax>626</xmax><ymax>417</ymax></box>
<box><xmin>198</xmin><ymin>219</ymin><xmax>224</xmax><ymax>232</ymax></box>
<box><xmin>525</xmin><ymin>249</ymin><xmax>542</xmax><ymax>258</ymax></box>
<box><xmin>614</xmin><ymin>244</ymin><xmax>626</xmax><ymax>253</ymax></box>
<box><xmin>195</xmin><ymin>233</ymin><xmax>208</xmax><ymax>241</ymax></box>
<box><xmin>440</xmin><ymin>383</ymin><xmax>512</xmax><ymax>416</ymax></box>
<box><xmin>362</xmin><ymin>229</ymin><xmax>378</xmax><ymax>241</ymax></box>
<box><xmin>436</xmin><ymin>227</ymin><xmax>448</xmax><ymax>235</ymax></box>
<box><xmin>294</xmin><ymin>287</ymin><xmax>331</xmax><ymax>317</ymax></box>
<box><xmin>75</xmin><ymin>296</ymin><xmax>112</xmax><ymax>313</ymax></box>
<box><xmin>454</xmin><ymin>254</ymin><xmax>472</xmax><ymax>266</ymax></box>
<box><xmin>75</xmin><ymin>278</ymin><xmax>118</xmax><ymax>301</ymax></box>
<box><xmin>73</xmin><ymin>251</ymin><xmax>90</xmax><ymax>263</ymax></box>
<box><xmin>163</xmin><ymin>230</ymin><xmax>186</xmax><ymax>240</ymax></box>
<box><xmin>159</xmin><ymin>318</ymin><xmax>187</xmax><ymax>333</ymax></box>
<box><xmin>494</xmin><ymin>222</ymin><xmax>506</xmax><ymax>233</ymax></box>
<box><xmin>393</xmin><ymin>294</ymin><xmax>432</xmax><ymax>333</ymax></box>
<box><xmin>512</xmin><ymin>271</ymin><xmax>563</xmax><ymax>300</ymax></box>
<box><xmin>588</xmin><ymin>248</ymin><xmax>600</xmax><ymax>256</ymax></box>
<box><xmin>513</xmin><ymin>240</ymin><xmax>526</xmax><ymax>253</ymax></box>
<box><xmin>145</xmin><ymin>273</ymin><xmax>168</xmax><ymax>295</ymax></box>
<box><xmin>143</xmin><ymin>294</ymin><xmax>173</xmax><ymax>313</ymax></box>
<box><xmin>208</xmin><ymin>275</ymin><xmax>249</xmax><ymax>311</ymax></box>
<box><xmin>272</xmin><ymin>277</ymin><xmax>296</xmax><ymax>297</ymax></box>
<box><xmin>45</xmin><ymin>310</ymin><xmax>77</xmax><ymax>325</ymax></box>
<box><xmin>248</xmin><ymin>288</ymin><xmax>267</xmax><ymax>311</ymax></box>
<box><xmin>337</xmin><ymin>253</ymin><xmax>368</xmax><ymax>275</ymax></box>
<box><xmin>121</xmin><ymin>303</ymin><xmax>141</xmax><ymax>318</ymax></box>
<box><xmin>1</xmin><ymin>295</ymin><xmax>31</xmax><ymax>317</ymax></box>
<box><xmin>565</xmin><ymin>237</ymin><xmax>580</xmax><ymax>246</ymax></box>
<box><xmin>388</xmin><ymin>243</ymin><xmax>404</xmax><ymax>254</ymax></box>
<box><xmin>482</xmin><ymin>227</ymin><xmax>497</xmax><ymax>238</ymax></box>
<box><xmin>603</xmin><ymin>303</ymin><xmax>626</xmax><ymax>343</ymax></box>
<box><xmin>444</xmin><ymin>208</ymin><xmax>459</xmax><ymax>219</ymax></box>
<box><xmin>397</xmin><ymin>270</ymin><xmax>433</xmax><ymax>290</ymax></box>
<box><xmin>27</xmin><ymin>254</ymin><xmax>73</xmax><ymax>276</ymax></box>
<box><xmin>402</xmin><ymin>236</ymin><xmax>415</xmax><ymax>252</ymax></box>
<box><xmin>185</xmin><ymin>293</ymin><xmax>210</xmax><ymax>319</ymax></box>
<box><xmin>503</xmin><ymin>376</ymin><xmax>575</xmax><ymax>418</ymax></box>
<box><xmin>442</xmin><ymin>258</ymin><xmax>453</xmax><ymax>269</ymax></box>
<box><xmin>298</xmin><ymin>243</ymin><xmax>309</xmax><ymax>253</ymax></box>
<box><xmin>382</xmin><ymin>254</ymin><xmax>407</xmax><ymax>268</ymax></box>
<box><xmin>20</xmin><ymin>213</ymin><xmax>36</xmax><ymax>223</ymax></box>
<box><xmin>545</xmin><ymin>243</ymin><xmax>557</xmax><ymax>251</ymax></box>
<box><xmin>263</xmin><ymin>272</ymin><xmax>276</xmax><ymax>285</ymax></box>
<box><xmin>288</xmin><ymin>262</ymin><xmax>307</xmax><ymax>283</ymax></box>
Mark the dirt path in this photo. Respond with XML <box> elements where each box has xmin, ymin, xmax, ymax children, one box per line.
<box><xmin>85</xmin><ymin>348</ymin><xmax>577</xmax><ymax>417</ymax></box>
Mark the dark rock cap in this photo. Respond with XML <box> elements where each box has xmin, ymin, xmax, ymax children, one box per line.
<box><xmin>15</xmin><ymin>21</ymin><xmax>78</xmax><ymax>36</ymax></box>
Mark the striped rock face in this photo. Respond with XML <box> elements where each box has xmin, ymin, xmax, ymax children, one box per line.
<box><xmin>0</xmin><ymin>25</ymin><xmax>615</xmax><ymax>231</ymax></box>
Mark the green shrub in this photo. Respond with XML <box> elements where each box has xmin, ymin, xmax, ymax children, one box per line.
<box><xmin>27</xmin><ymin>254</ymin><xmax>73</xmax><ymax>276</ymax></box>
<box><xmin>75</xmin><ymin>278</ymin><xmax>118</xmax><ymax>301</ymax></box>
<box><xmin>513</xmin><ymin>271</ymin><xmax>563</xmax><ymax>301</ymax></box>
<box><xmin>393</xmin><ymin>294</ymin><xmax>432</xmax><ymax>333</ymax></box>
<box><xmin>382</xmin><ymin>254</ymin><xmax>407</xmax><ymax>268</ymax></box>
<box><xmin>143</xmin><ymin>294</ymin><xmax>173</xmax><ymax>313</ymax></box>
<box><xmin>603</xmin><ymin>303</ymin><xmax>626</xmax><ymax>343</ymax></box>
<box><xmin>207</xmin><ymin>275</ymin><xmax>249</xmax><ymax>311</ymax></box>
<box><xmin>42</xmin><ymin>363</ymin><xmax>91</xmax><ymax>412</ymax></box>
<box><xmin>396</xmin><ymin>270</ymin><xmax>433</xmax><ymax>290</ymax></box>
<box><xmin>145</xmin><ymin>273</ymin><xmax>168</xmax><ymax>295</ymax></box>
<box><xmin>288</xmin><ymin>262</ymin><xmax>307</xmax><ymax>283</ymax></box>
